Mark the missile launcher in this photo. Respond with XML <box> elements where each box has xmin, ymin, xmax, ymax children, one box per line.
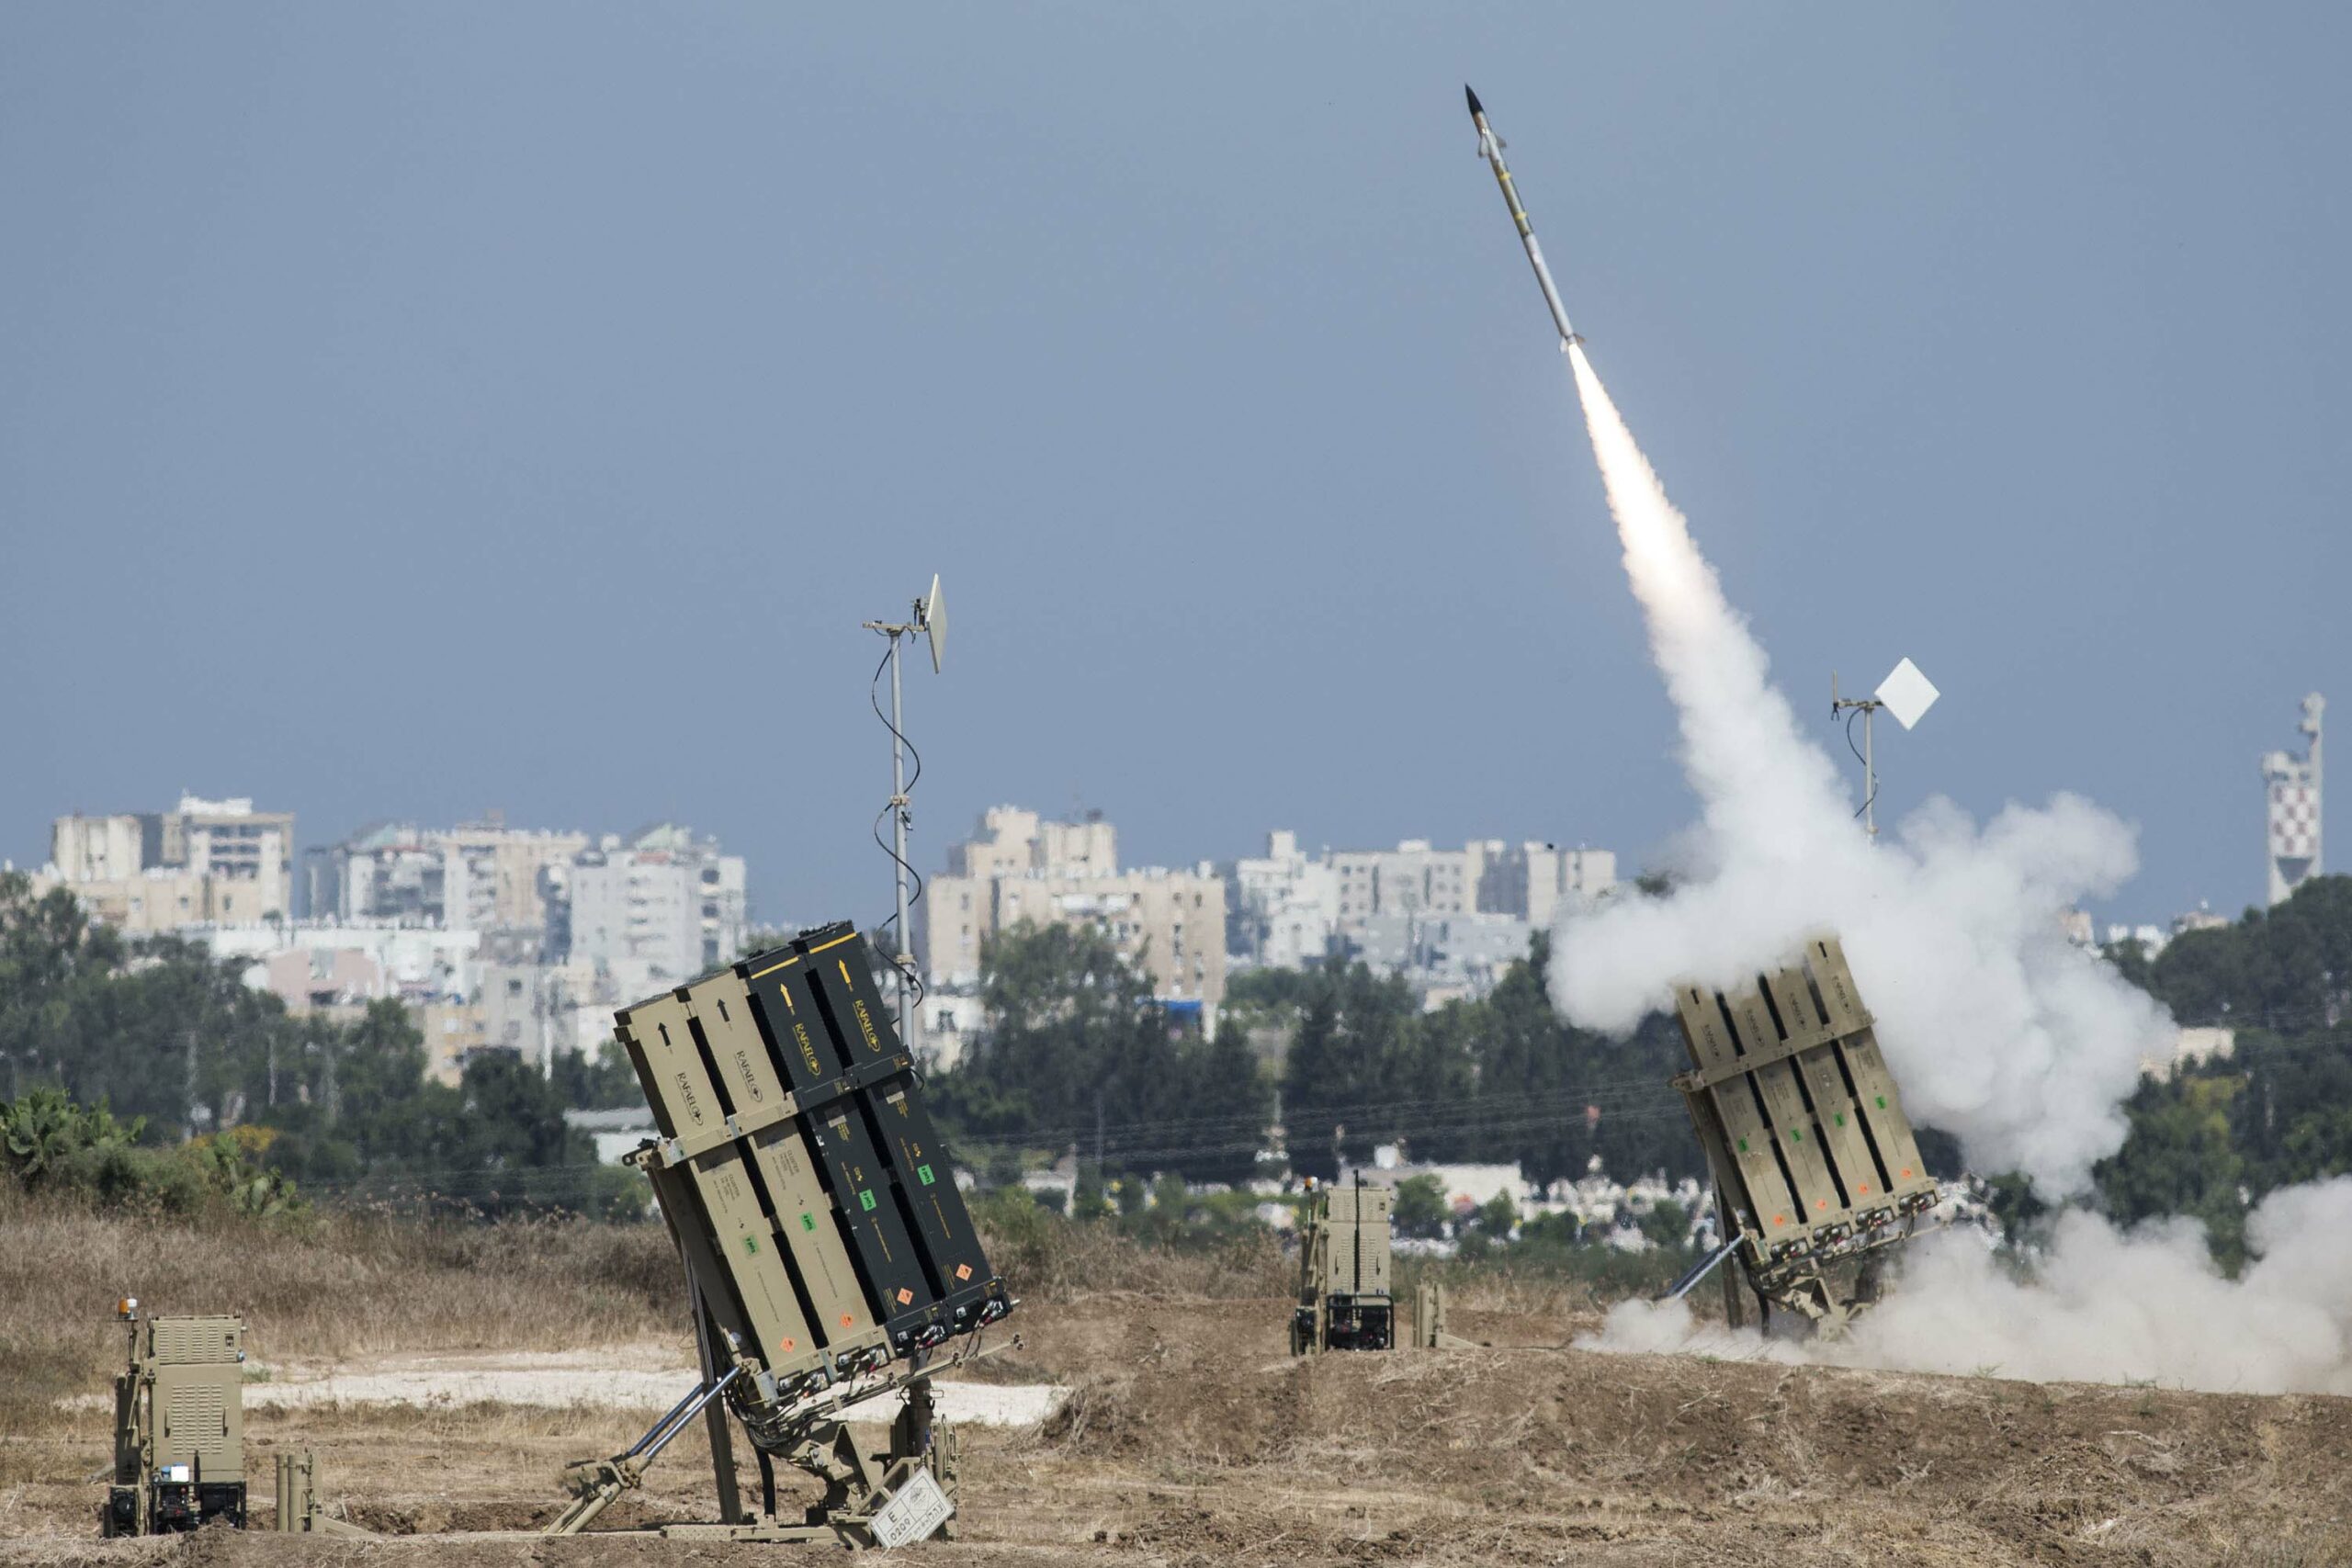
<box><xmin>583</xmin><ymin>921</ymin><xmax>1010</xmax><ymax>1544</ymax></box>
<box><xmin>1669</xmin><ymin>933</ymin><xmax>1939</xmax><ymax>1331</ymax></box>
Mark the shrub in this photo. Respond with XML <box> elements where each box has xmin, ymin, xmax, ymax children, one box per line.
<box><xmin>1</xmin><ymin>1088</ymin><xmax>307</xmax><ymax>1220</ymax></box>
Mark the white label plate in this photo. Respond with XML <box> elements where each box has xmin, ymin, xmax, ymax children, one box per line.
<box><xmin>869</xmin><ymin>1467</ymin><xmax>953</xmax><ymax>1550</ymax></box>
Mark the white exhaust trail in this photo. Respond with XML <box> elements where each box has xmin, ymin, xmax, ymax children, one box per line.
<box><xmin>1555</xmin><ymin>343</ymin><xmax>2165</xmax><ymax>1196</ymax></box>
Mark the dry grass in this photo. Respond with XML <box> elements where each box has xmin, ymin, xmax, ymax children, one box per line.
<box><xmin>0</xmin><ymin>1188</ymin><xmax>680</xmax><ymax>1431</ymax></box>
<box><xmin>977</xmin><ymin>1211</ymin><xmax>1292</xmax><ymax>1303</ymax></box>
<box><xmin>0</xmin><ymin>1188</ymin><xmax>1302</xmax><ymax>1439</ymax></box>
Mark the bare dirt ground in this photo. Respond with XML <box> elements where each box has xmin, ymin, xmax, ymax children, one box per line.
<box><xmin>7</xmin><ymin>1292</ymin><xmax>2349</xmax><ymax>1567</ymax></box>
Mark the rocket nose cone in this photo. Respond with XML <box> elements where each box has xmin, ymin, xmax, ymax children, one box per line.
<box><xmin>1464</xmin><ymin>84</ymin><xmax>1485</xmax><ymax>117</ymax></box>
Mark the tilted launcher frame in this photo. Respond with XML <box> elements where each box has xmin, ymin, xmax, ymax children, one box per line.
<box><xmin>1668</xmin><ymin>934</ymin><xmax>1939</xmax><ymax>1331</ymax></box>
<box><xmin>564</xmin><ymin>921</ymin><xmax>1012</xmax><ymax>1547</ymax></box>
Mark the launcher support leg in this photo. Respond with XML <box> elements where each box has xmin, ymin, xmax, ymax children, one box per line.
<box><xmin>689</xmin><ymin>1277</ymin><xmax>742</xmax><ymax>1525</ymax></box>
<box><xmin>888</xmin><ymin>1374</ymin><xmax>952</xmax><ymax>1537</ymax></box>
<box><xmin>894</xmin><ymin>1374</ymin><xmax>933</xmax><ymax>1483</ymax></box>
<box><xmin>548</xmin><ymin>1368</ymin><xmax>743</xmax><ymax>1536</ymax></box>
<box><xmin>1662</xmin><ymin>1235</ymin><xmax>1741</xmax><ymax>1303</ymax></box>
<box><xmin>1752</xmin><ymin>1269</ymin><xmax>1848</xmax><ymax>1339</ymax></box>
<box><xmin>1714</xmin><ymin>1190</ymin><xmax>1748</xmax><ymax>1330</ymax></box>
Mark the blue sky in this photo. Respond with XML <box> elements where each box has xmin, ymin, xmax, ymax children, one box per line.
<box><xmin>3</xmin><ymin>5</ymin><xmax>2345</xmax><ymax>930</ymax></box>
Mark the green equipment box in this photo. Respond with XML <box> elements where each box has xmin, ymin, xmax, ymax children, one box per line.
<box><xmin>613</xmin><ymin>922</ymin><xmax>1009</xmax><ymax>1401</ymax></box>
<box><xmin>105</xmin><ymin>1310</ymin><xmax>247</xmax><ymax>1536</ymax></box>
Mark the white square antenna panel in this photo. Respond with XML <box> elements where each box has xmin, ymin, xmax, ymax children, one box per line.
<box><xmin>1875</xmin><ymin>658</ymin><xmax>1939</xmax><ymax>730</ymax></box>
<box><xmin>922</xmin><ymin>573</ymin><xmax>946</xmax><ymax>674</ymax></box>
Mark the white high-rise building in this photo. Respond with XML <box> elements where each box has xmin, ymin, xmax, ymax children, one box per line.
<box><xmin>1227</xmin><ymin>830</ymin><xmax>1340</xmax><ymax>970</ymax></box>
<box><xmin>1259</xmin><ymin>835</ymin><xmax>1614</xmax><ymax>950</ymax></box>
<box><xmin>1222</xmin><ymin>831</ymin><xmax>1616</xmax><ymax>999</ymax></box>
<box><xmin>309</xmin><ymin>819</ymin><xmax>588</xmax><ymax>941</ymax></box>
<box><xmin>2263</xmin><ymin>693</ymin><xmax>2324</xmax><ymax>907</ymax></box>
<box><xmin>567</xmin><ymin>825</ymin><xmax>747</xmax><ymax>997</ymax></box>
<box><xmin>1486</xmin><ymin>841</ymin><xmax>1616</xmax><ymax>931</ymax></box>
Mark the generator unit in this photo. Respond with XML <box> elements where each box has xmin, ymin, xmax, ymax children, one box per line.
<box><xmin>1668</xmin><ymin>932</ymin><xmax>1939</xmax><ymax>1331</ymax></box>
<box><xmin>567</xmin><ymin>921</ymin><xmax>1012</xmax><ymax>1547</ymax></box>
<box><xmin>103</xmin><ymin>1304</ymin><xmax>247</xmax><ymax>1537</ymax></box>
<box><xmin>1291</xmin><ymin>1179</ymin><xmax>1394</xmax><ymax>1354</ymax></box>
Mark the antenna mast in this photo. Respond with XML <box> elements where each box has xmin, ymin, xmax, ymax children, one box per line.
<box><xmin>863</xmin><ymin>576</ymin><xmax>946</xmax><ymax>1054</ymax></box>
<box><xmin>1830</xmin><ymin>673</ymin><xmax>1883</xmax><ymax>839</ymax></box>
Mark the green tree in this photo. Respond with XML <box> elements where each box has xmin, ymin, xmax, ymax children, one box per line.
<box><xmin>941</xmin><ymin>922</ymin><xmax>1272</xmax><ymax>1184</ymax></box>
<box><xmin>2101</xmin><ymin>936</ymin><xmax>2158</xmax><ymax>995</ymax></box>
<box><xmin>551</xmin><ymin>1041</ymin><xmax>643</xmax><ymax>1111</ymax></box>
<box><xmin>1173</xmin><ymin>1021</ymin><xmax>1276</xmax><ymax>1185</ymax></box>
<box><xmin>1071</xmin><ymin>1161</ymin><xmax>1107</xmax><ymax>1220</ymax></box>
<box><xmin>1391</xmin><ymin>1172</ymin><xmax>1449</xmax><ymax>1237</ymax></box>
<box><xmin>2076</xmin><ymin>877</ymin><xmax>2352</xmax><ymax>1263</ymax></box>
<box><xmin>2150</xmin><ymin>876</ymin><xmax>2352</xmax><ymax>1030</ymax></box>
<box><xmin>2094</xmin><ymin>1074</ymin><xmax>2247</xmax><ymax>1265</ymax></box>
<box><xmin>1281</xmin><ymin>963</ymin><xmax>1423</xmax><ymax>1178</ymax></box>
<box><xmin>1468</xmin><ymin>936</ymin><xmax>1699</xmax><ymax>1186</ymax></box>
<box><xmin>0</xmin><ymin>877</ymin><xmax>631</xmax><ymax>1215</ymax></box>
<box><xmin>0</xmin><ymin>874</ymin><xmax>124</xmax><ymax>1093</ymax></box>
<box><xmin>1637</xmin><ymin>1197</ymin><xmax>1690</xmax><ymax>1251</ymax></box>
<box><xmin>2222</xmin><ymin>1027</ymin><xmax>2352</xmax><ymax>1193</ymax></box>
<box><xmin>2</xmin><ymin>1086</ymin><xmax>140</xmax><ymax>1190</ymax></box>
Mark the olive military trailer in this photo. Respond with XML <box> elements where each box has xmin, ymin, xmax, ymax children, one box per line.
<box><xmin>104</xmin><ymin>1304</ymin><xmax>248</xmax><ymax>1537</ymax></box>
<box><xmin>613</xmin><ymin>921</ymin><xmax>1008</xmax><ymax>1387</ymax></box>
<box><xmin>594</xmin><ymin>920</ymin><xmax>1012</xmax><ymax>1546</ymax></box>
<box><xmin>1668</xmin><ymin>932</ymin><xmax>1939</xmax><ymax>1331</ymax></box>
<box><xmin>1291</xmin><ymin>1179</ymin><xmax>1396</xmax><ymax>1354</ymax></box>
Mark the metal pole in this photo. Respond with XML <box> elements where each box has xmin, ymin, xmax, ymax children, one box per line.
<box><xmin>888</xmin><ymin>632</ymin><xmax>913</xmax><ymax>1043</ymax></box>
<box><xmin>1863</xmin><ymin>705</ymin><xmax>1876</xmax><ymax>840</ymax></box>
<box><xmin>1713</xmin><ymin>1185</ymin><xmax>1746</xmax><ymax>1329</ymax></box>
<box><xmin>1661</xmin><ymin>1235</ymin><xmax>1741</xmax><ymax>1301</ymax></box>
<box><xmin>1832</xmin><ymin>673</ymin><xmax>1883</xmax><ymax>844</ymax></box>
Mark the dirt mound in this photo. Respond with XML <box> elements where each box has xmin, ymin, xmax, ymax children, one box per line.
<box><xmin>1020</xmin><ymin>1310</ymin><xmax>2352</xmax><ymax>1565</ymax></box>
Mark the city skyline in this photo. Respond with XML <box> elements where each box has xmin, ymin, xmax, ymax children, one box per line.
<box><xmin>18</xmin><ymin>779</ymin><xmax>2289</xmax><ymax>958</ymax></box>
<box><xmin>12</xmin><ymin>739</ymin><xmax>2317</xmax><ymax>937</ymax></box>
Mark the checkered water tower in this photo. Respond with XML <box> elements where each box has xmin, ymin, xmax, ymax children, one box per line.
<box><xmin>2262</xmin><ymin>694</ymin><xmax>2324</xmax><ymax>908</ymax></box>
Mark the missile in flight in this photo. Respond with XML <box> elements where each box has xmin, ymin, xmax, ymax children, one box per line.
<box><xmin>1465</xmin><ymin>85</ymin><xmax>1581</xmax><ymax>349</ymax></box>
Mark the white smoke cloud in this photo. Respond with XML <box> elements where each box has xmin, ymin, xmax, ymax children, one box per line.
<box><xmin>1549</xmin><ymin>344</ymin><xmax>2172</xmax><ymax>1195</ymax></box>
<box><xmin>1585</xmin><ymin>1179</ymin><xmax>2352</xmax><ymax>1394</ymax></box>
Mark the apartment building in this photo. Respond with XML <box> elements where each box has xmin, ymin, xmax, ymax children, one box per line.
<box><xmin>567</xmin><ymin>824</ymin><xmax>747</xmax><ymax>998</ymax></box>
<box><xmin>42</xmin><ymin>795</ymin><xmax>295</xmax><ymax>930</ymax></box>
<box><xmin>920</xmin><ymin>807</ymin><xmax>1226</xmax><ymax>1015</ymax></box>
